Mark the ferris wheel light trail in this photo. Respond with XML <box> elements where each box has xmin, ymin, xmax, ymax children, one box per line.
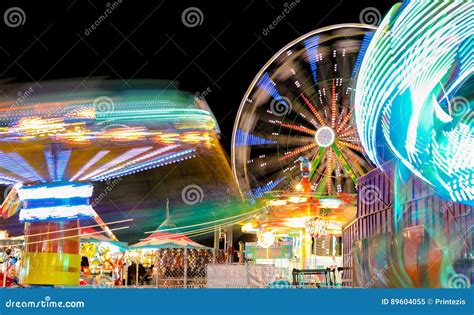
<box><xmin>232</xmin><ymin>24</ymin><xmax>377</xmax><ymax>200</ymax></box>
<box><xmin>301</xmin><ymin>93</ymin><xmax>325</xmax><ymax>125</ymax></box>
<box><xmin>279</xmin><ymin>143</ymin><xmax>317</xmax><ymax>161</ymax></box>
<box><xmin>279</xmin><ymin>123</ymin><xmax>316</xmax><ymax>136</ymax></box>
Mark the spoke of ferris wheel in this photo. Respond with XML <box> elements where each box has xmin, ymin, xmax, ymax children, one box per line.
<box><xmin>337</xmin><ymin>107</ymin><xmax>347</xmax><ymax>125</ymax></box>
<box><xmin>331</xmin><ymin>143</ymin><xmax>359</xmax><ymax>186</ymax></box>
<box><xmin>336</xmin><ymin>109</ymin><xmax>352</xmax><ymax>133</ymax></box>
<box><xmin>309</xmin><ymin>147</ymin><xmax>325</xmax><ymax>181</ymax></box>
<box><xmin>331</xmin><ymin>80</ymin><xmax>338</xmax><ymax>129</ymax></box>
<box><xmin>280</xmin><ymin>96</ymin><xmax>322</xmax><ymax>128</ymax></box>
<box><xmin>248</xmin><ymin>134</ymin><xmax>313</xmax><ymax>148</ymax></box>
<box><xmin>315</xmin><ymin>168</ymin><xmax>329</xmax><ymax>194</ymax></box>
<box><xmin>278</xmin><ymin>143</ymin><xmax>317</xmax><ymax>161</ymax></box>
<box><xmin>300</xmin><ymin>93</ymin><xmax>326</xmax><ymax>126</ymax></box>
<box><xmin>312</xmin><ymin>152</ymin><xmax>328</xmax><ymax>182</ymax></box>
<box><xmin>294</xmin><ymin>105</ymin><xmax>321</xmax><ymax>128</ymax></box>
<box><xmin>280</xmin><ymin>134</ymin><xmax>316</xmax><ymax>146</ymax></box>
<box><xmin>248</xmin><ymin>150</ymin><xmax>305</xmax><ymax>174</ymax></box>
<box><xmin>337</xmin><ymin>140</ymin><xmax>364</xmax><ymax>153</ymax></box>
<box><xmin>326</xmin><ymin>148</ymin><xmax>335</xmax><ymax>195</ymax></box>
<box><xmin>339</xmin><ymin>127</ymin><xmax>358</xmax><ymax>138</ymax></box>
<box><xmin>335</xmin><ymin>160</ymin><xmax>343</xmax><ymax>192</ymax></box>
<box><xmin>278</xmin><ymin>122</ymin><xmax>316</xmax><ymax>136</ymax></box>
<box><xmin>341</xmin><ymin>123</ymin><xmax>356</xmax><ymax>135</ymax></box>
<box><xmin>340</xmin><ymin>146</ymin><xmax>369</xmax><ymax>177</ymax></box>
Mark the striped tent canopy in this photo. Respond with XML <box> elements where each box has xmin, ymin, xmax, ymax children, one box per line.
<box><xmin>129</xmin><ymin>231</ymin><xmax>210</xmax><ymax>250</ymax></box>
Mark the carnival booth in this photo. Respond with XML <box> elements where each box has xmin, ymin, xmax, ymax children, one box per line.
<box><xmin>241</xmin><ymin>191</ymin><xmax>354</xmax><ymax>285</ymax></box>
<box><xmin>79</xmin><ymin>227</ymin><xmax>127</xmax><ymax>287</ymax></box>
<box><xmin>127</xmin><ymin>204</ymin><xmax>212</xmax><ymax>287</ymax></box>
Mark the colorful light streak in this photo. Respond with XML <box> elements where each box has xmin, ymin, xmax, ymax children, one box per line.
<box><xmin>354</xmin><ymin>0</ymin><xmax>473</xmax><ymax>205</ymax></box>
<box><xmin>17</xmin><ymin>182</ymin><xmax>94</xmax><ymax>222</ymax></box>
<box><xmin>18</xmin><ymin>182</ymin><xmax>93</xmax><ymax>200</ymax></box>
<box><xmin>0</xmin><ymin>82</ymin><xmax>221</xmax><ymax>227</ymax></box>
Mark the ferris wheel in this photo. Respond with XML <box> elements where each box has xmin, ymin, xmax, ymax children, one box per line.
<box><xmin>232</xmin><ymin>24</ymin><xmax>376</xmax><ymax>200</ymax></box>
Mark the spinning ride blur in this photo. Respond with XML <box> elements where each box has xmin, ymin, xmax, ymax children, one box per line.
<box><xmin>0</xmin><ymin>80</ymin><xmax>219</xmax><ymax>285</ymax></box>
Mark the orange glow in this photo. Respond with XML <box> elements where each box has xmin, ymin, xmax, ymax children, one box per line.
<box><xmin>100</xmin><ymin>126</ymin><xmax>148</xmax><ymax>142</ymax></box>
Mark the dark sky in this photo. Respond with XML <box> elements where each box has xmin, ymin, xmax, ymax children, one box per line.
<box><xmin>0</xmin><ymin>0</ymin><xmax>398</xmax><ymax>152</ymax></box>
<box><xmin>0</xmin><ymin>0</ymin><xmax>399</xmax><ymax>243</ymax></box>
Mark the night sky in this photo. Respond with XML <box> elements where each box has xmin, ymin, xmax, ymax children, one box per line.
<box><xmin>0</xmin><ymin>0</ymin><xmax>398</xmax><ymax>151</ymax></box>
<box><xmin>0</xmin><ymin>0</ymin><xmax>399</xmax><ymax>243</ymax></box>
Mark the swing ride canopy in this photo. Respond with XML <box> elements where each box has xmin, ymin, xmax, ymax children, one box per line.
<box><xmin>129</xmin><ymin>231</ymin><xmax>211</xmax><ymax>250</ymax></box>
<box><xmin>0</xmin><ymin>80</ymin><xmax>218</xmax><ymax>185</ymax></box>
<box><xmin>128</xmin><ymin>200</ymin><xmax>212</xmax><ymax>250</ymax></box>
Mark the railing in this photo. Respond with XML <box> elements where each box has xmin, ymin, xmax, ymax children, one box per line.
<box><xmin>292</xmin><ymin>267</ymin><xmax>352</xmax><ymax>288</ymax></box>
<box><xmin>118</xmin><ymin>252</ymin><xmax>353</xmax><ymax>288</ymax></box>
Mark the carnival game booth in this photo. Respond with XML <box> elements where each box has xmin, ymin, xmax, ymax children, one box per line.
<box><xmin>79</xmin><ymin>227</ymin><xmax>127</xmax><ymax>287</ymax></box>
<box><xmin>128</xmin><ymin>231</ymin><xmax>212</xmax><ymax>288</ymax></box>
<box><xmin>127</xmin><ymin>207</ymin><xmax>212</xmax><ymax>288</ymax></box>
<box><xmin>241</xmin><ymin>191</ymin><xmax>354</xmax><ymax>286</ymax></box>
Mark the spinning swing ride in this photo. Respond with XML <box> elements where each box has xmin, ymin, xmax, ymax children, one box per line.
<box><xmin>0</xmin><ymin>80</ymin><xmax>219</xmax><ymax>285</ymax></box>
